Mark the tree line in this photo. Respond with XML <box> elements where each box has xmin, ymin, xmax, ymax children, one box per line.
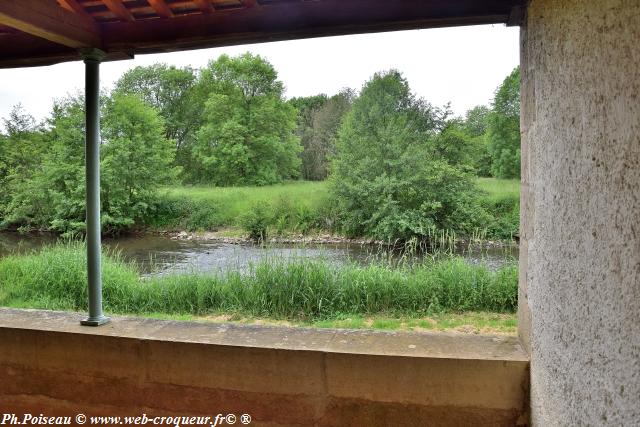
<box><xmin>0</xmin><ymin>52</ymin><xmax>520</xmax><ymax>239</ymax></box>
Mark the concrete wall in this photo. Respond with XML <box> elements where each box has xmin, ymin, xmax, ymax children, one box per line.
<box><xmin>0</xmin><ymin>309</ymin><xmax>529</xmax><ymax>426</ymax></box>
<box><xmin>519</xmin><ymin>0</ymin><xmax>640</xmax><ymax>424</ymax></box>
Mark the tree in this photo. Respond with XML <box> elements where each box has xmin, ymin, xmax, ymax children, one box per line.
<box><xmin>113</xmin><ymin>64</ymin><xmax>198</xmax><ymax>177</ymax></box>
<box><xmin>114</xmin><ymin>64</ymin><xmax>197</xmax><ymax>147</ymax></box>
<box><xmin>460</xmin><ymin>105</ymin><xmax>493</xmax><ymax>177</ymax></box>
<box><xmin>434</xmin><ymin>118</ymin><xmax>477</xmax><ymax>170</ymax></box>
<box><xmin>192</xmin><ymin>53</ymin><xmax>301</xmax><ymax>185</ymax></box>
<box><xmin>488</xmin><ymin>67</ymin><xmax>521</xmax><ymax>179</ymax></box>
<box><xmin>290</xmin><ymin>90</ymin><xmax>353</xmax><ymax>181</ymax></box>
<box><xmin>289</xmin><ymin>94</ymin><xmax>328</xmax><ymax>180</ymax></box>
<box><xmin>331</xmin><ymin>70</ymin><xmax>488</xmax><ymax>241</ymax></box>
<box><xmin>1</xmin><ymin>95</ymin><xmax>177</xmax><ymax>235</ymax></box>
<box><xmin>100</xmin><ymin>94</ymin><xmax>179</xmax><ymax>232</ymax></box>
<box><xmin>0</xmin><ymin>105</ymin><xmax>48</xmax><ymax>227</ymax></box>
<box><xmin>304</xmin><ymin>90</ymin><xmax>353</xmax><ymax>180</ymax></box>
<box><xmin>464</xmin><ymin>105</ymin><xmax>491</xmax><ymax>138</ymax></box>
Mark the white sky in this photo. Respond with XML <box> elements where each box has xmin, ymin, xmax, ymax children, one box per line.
<box><xmin>0</xmin><ymin>24</ymin><xmax>519</xmax><ymax>126</ymax></box>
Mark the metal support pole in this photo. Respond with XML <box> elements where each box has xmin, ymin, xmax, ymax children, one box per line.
<box><xmin>80</xmin><ymin>48</ymin><xmax>110</xmax><ymax>326</ymax></box>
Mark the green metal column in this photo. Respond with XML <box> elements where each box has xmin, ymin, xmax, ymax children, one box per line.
<box><xmin>80</xmin><ymin>48</ymin><xmax>110</xmax><ymax>326</ymax></box>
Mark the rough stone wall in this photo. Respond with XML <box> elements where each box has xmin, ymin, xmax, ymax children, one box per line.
<box><xmin>519</xmin><ymin>0</ymin><xmax>640</xmax><ymax>424</ymax></box>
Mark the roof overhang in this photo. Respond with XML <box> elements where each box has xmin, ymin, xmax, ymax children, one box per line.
<box><xmin>0</xmin><ymin>0</ymin><xmax>526</xmax><ymax>68</ymax></box>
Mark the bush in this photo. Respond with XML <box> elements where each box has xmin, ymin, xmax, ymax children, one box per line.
<box><xmin>331</xmin><ymin>70</ymin><xmax>489</xmax><ymax>242</ymax></box>
<box><xmin>0</xmin><ymin>95</ymin><xmax>178</xmax><ymax>235</ymax></box>
<box><xmin>482</xmin><ymin>195</ymin><xmax>520</xmax><ymax>239</ymax></box>
<box><xmin>240</xmin><ymin>201</ymin><xmax>271</xmax><ymax>242</ymax></box>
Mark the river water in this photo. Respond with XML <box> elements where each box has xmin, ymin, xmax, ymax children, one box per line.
<box><xmin>0</xmin><ymin>232</ymin><xmax>518</xmax><ymax>277</ymax></box>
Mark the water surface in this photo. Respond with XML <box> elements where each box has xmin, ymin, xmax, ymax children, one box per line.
<box><xmin>0</xmin><ymin>232</ymin><xmax>518</xmax><ymax>276</ymax></box>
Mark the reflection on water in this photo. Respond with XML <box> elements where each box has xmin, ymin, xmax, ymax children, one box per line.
<box><xmin>0</xmin><ymin>232</ymin><xmax>518</xmax><ymax>277</ymax></box>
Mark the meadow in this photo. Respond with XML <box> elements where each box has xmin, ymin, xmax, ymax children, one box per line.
<box><xmin>148</xmin><ymin>178</ymin><xmax>520</xmax><ymax>239</ymax></box>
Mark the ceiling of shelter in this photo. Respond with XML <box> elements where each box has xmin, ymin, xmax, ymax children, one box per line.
<box><xmin>0</xmin><ymin>0</ymin><xmax>525</xmax><ymax>68</ymax></box>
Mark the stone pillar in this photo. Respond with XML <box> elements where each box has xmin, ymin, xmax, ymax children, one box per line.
<box><xmin>519</xmin><ymin>0</ymin><xmax>639</xmax><ymax>424</ymax></box>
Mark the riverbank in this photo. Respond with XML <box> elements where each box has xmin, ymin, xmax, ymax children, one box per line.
<box><xmin>163</xmin><ymin>229</ymin><xmax>518</xmax><ymax>249</ymax></box>
<box><xmin>148</xmin><ymin>178</ymin><xmax>520</xmax><ymax>241</ymax></box>
<box><xmin>0</xmin><ymin>243</ymin><xmax>518</xmax><ymax>330</ymax></box>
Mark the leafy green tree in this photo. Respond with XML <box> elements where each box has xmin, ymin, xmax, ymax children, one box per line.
<box><xmin>289</xmin><ymin>94</ymin><xmax>328</xmax><ymax>179</ymax></box>
<box><xmin>460</xmin><ymin>105</ymin><xmax>493</xmax><ymax>177</ymax></box>
<box><xmin>1</xmin><ymin>95</ymin><xmax>177</xmax><ymax>234</ymax></box>
<box><xmin>114</xmin><ymin>64</ymin><xmax>197</xmax><ymax>148</ymax></box>
<box><xmin>192</xmin><ymin>53</ymin><xmax>301</xmax><ymax>185</ymax></box>
<box><xmin>434</xmin><ymin>119</ymin><xmax>477</xmax><ymax>170</ymax></box>
<box><xmin>331</xmin><ymin>71</ymin><xmax>488</xmax><ymax>241</ymax></box>
<box><xmin>0</xmin><ymin>105</ymin><xmax>48</xmax><ymax>227</ymax></box>
<box><xmin>113</xmin><ymin>64</ymin><xmax>198</xmax><ymax>177</ymax></box>
<box><xmin>289</xmin><ymin>95</ymin><xmax>328</xmax><ymax>125</ymax></box>
<box><xmin>464</xmin><ymin>105</ymin><xmax>491</xmax><ymax>137</ymax></box>
<box><xmin>100</xmin><ymin>94</ymin><xmax>179</xmax><ymax>232</ymax></box>
<box><xmin>488</xmin><ymin>67</ymin><xmax>521</xmax><ymax>178</ymax></box>
<box><xmin>304</xmin><ymin>90</ymin><xmax>353</xmax><ymax>180</ymax></box>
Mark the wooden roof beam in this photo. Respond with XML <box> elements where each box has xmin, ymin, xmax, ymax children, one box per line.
<box><xmin>147</xmin><ymin>0</ymin><xmax>175</xmax><ymax>18</ymax></box>
<box><xmin>103</xmin><ymin>0</ymin><xmax>136</xmax><ymax>22</ymax></box>
<box><xmin>193</xmin><ymin>0</ymin><xmax>214</xmax><ymax>14</ymax></box>
<box><xmin>58</xmin><ymin>0</ymin><xmax>95</xmax><ymax>21</ymax></box>
<box><xmin>0</xmin><ymin>0</ymin><xmax>100</xmax><ymax>48</ymax></box>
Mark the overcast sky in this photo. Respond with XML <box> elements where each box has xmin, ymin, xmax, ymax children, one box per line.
<box><xmin>0</xmin><ymin>24</ymin><xmax>519</xmax><ymax>126</ymax></box>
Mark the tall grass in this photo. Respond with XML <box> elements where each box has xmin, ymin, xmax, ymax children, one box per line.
<box><xmin>0</xmin><ymin>243</ymin><xmax>517</xmax><ymax>320</ymax></box>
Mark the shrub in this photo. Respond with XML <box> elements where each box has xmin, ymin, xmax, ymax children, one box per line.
<box><xmin>240</xmin><ymin>201</ymin><xmax>271</xmax><ymax>242</ymax></box>
<box><xmin>331</xmin><ymin>70</ymin><xmax>489</xmax><ymax>242</ymax></box>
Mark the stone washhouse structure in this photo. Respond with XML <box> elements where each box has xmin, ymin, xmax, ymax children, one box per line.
<box><xmin>0</xmin><ymin>0</ymin><xmax>638</xmax><ymax>425</ymax></box>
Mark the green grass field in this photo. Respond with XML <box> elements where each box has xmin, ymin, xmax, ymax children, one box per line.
<box><xmin>151</xmin><ymin>178</ymin><xmax>520</xmax><ymax>238</ymax></box>
<box><xmin>163</xmin><ymin>180</ymin><xmax>329</xmax><ymax>224</ymax></box>
<box><xmin>476</xmin><ymin>177</ymin><xmax>521</xmax><ymax>203</ymax></box>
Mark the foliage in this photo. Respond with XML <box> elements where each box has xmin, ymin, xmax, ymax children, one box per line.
<box><xmin>0</xmin><ymin>95</ymin><xmax>177</xmax><ymax>235</ymax></box>
<box><xmin>463</xmin><ymin>105</ymin><xmax>493</xmax><ymax>177</ymax></box>
<box><xmin>113</xmin><ymin>64</ymin><xmax>198</xmax><ymax>176</ymax></box>
<box><xmin>191</xmin><ymin>53</ymin><xmax>301</xmax><ymax>185</ymax></box>
<box><xmin>487</xmin><ymin>67</ymin><xmax>521</xmax><ymax>178</ymax></box>
<box><xmin>330</xmin><ymin>70</ymin><xmax>490</xmax><ymax>241</ymax></box>
<box><xmin>152</xmin><ymin>181</ymin><xmax>334</xmax><ymax>236</ymax></box>
<box><xmin>434</xmin><ymin>119</ymin><xmax>479</xmax><ymax>171</ymax></box>
<box><xmin>289</xmin><ymin>95</ymin><xmax>328</xmax><ymax>126</ymax></box>
<box><xmin>113</xmin><ymin>64</ymin><xmax>197</xmax><ymax>147</ymax></box>
<box><xmin>0</xmin><ymin>243</ymin><xmax>519</xmax><ymax>319</ymax></box>
<box><xmin>148</xmin><ymin>181</ymin><xmax>518</xmax><ymax>243</ymax></box>
<box><xmin>99</xmin><ymin>94</ymin><xmax>179</xmax><ymax>232</ymax></box>
<box><xmin>463</xmin><ymin>105</ymin><xmax>491</xmax><ymax>138</ymax></box>
<box><xmin>0</xmin><ymin>106</ymin><xmax>48</xmax><ymax>228</ymax></box>
<box><xmin>291</xmin><ymin>91</ymin><xmax>353</xmax><ymax>180</ymax></box>
<box><xmin>240</xmin><ymin>201</ymin><xmax>271</xmax><ymax>242</ymax></box>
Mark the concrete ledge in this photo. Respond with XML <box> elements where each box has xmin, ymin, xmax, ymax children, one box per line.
<box><xmin>0</xmin><ymin>308</ymin><xmax>529</xmax><ymax>426</ymax></box>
